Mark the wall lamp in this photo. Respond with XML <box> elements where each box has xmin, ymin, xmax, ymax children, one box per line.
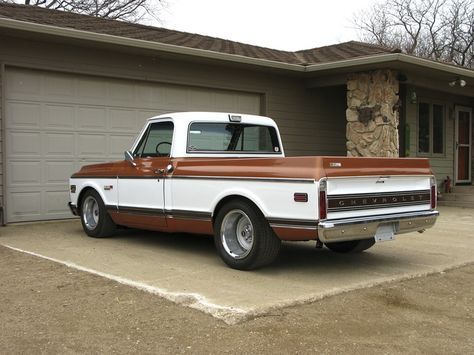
<box><xmin>448</xmin><ymin>78</ymin><xmax>467</xmax><ymax>87</ymax></box>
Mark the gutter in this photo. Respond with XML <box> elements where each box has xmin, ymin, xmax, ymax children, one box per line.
<box><xmin>0</xmin><ymin>17</ymin><xmax>304</xmax><ymax>72</ymax></box>
<box><xmin>305</xmin><ymin>53</ymin><xmax>474</xmax><ymax>78</ymax></box>
<box><xmin>0</xmin><ymin>17</ymin><xmax>473</xmax><ymax>78</ymax></box>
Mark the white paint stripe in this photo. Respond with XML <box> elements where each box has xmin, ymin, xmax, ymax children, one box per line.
<box><xmin>2</xmin><ymin>244</ymin><xmax>248</xmax><ymax>325</ymax></box>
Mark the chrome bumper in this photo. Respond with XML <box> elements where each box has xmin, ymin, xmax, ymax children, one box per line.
<box><xmin>318</xmin><ymin>210</ymin><xmax>439</xmax><ymax>243</ymax></box>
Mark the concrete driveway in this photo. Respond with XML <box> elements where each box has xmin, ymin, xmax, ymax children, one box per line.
<box><xmin>1</xmin><ymin>206</ymin><xmax>473</xmax><ymax>324</ymax></box>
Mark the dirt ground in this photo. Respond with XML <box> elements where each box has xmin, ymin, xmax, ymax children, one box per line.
<box><xmin>0</xmin><ymin>245</ymin><xmax>473</xmax><ymax>354</ymax></box>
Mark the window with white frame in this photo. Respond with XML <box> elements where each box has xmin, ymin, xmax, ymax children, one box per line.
<box><xmin>418</xmin><ymin>102</ymin><xmax>445</xmax><ymax>155</ymax></box>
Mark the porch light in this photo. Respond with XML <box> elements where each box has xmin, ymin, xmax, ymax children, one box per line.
<box><xmin>410</xmin><ymin>91</ymin><xmax>417</xmax><ymax>104</ymax></box>
<box><xmin>448</xmin><ymin>78</ymin><xmax>467</xmax><ymax>87</ymax></box>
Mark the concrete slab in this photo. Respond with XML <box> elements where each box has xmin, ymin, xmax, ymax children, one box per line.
<box><xmin>1</xmin><ymin>206</ymin><xmax>473</xmax><ymax>324</ymax></box>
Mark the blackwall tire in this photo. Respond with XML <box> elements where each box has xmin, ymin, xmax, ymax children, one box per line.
<box><xmin>80</xmin><ymin>189</ymin><xmax>116</xmax><ymax>238</ymax></box>
<box><xmin>214</xmin><ymin>200</ymin><xmax>281</xmax><ymax>270</ymax></box>
<box><xmin>325</xmin><ymin>238</ymin><xmax>375</xmax><ymax>253</ymax></box>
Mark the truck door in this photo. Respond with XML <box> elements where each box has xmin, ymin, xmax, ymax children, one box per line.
<box><xmin>117</xmin><ymin>121</ymin><xmax>174</xmax><ymax>228</ymax></box>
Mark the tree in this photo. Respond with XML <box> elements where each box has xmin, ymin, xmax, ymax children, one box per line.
<box><xmin>354</xmin><ymin>0</ymin><xmax>474</xmax><ymax>68</ymax></box>
<box><xmin>3</xmin><ymin>0</ymin><xmax>166</xmax><ymax>23</ymax></box>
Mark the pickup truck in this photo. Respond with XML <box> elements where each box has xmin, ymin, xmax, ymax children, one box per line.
<box><xmin>68</xmin><ymin>112</ymin><xmax>439</xmax><ymax>270</ymax></box>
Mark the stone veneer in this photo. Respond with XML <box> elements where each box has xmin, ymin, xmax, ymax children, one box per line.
<box><xmin>346</xmin><ymin>69</ymin><xmax>400</xmax><ymax>157</ymax></box>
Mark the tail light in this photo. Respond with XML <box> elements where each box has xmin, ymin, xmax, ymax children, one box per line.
<box><xmin>319</xmin><ymin>179</ymin><xmax>327</xmax><ymax>220</ymax></box>
<box><xmin>430</xmin><ymin>176</ymin><xmax>437</xmax><ymax>209</ymax></box>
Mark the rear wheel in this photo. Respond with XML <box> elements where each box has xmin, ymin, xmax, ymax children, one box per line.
<box><xmin>214</xmin><ymin>200</ymin><xmax>281</xmax><ymax>270</ymax></box>
<box><xmin>325</xmin><ymin>238</ymin><xmax>375</xmax><ymax>253</ymax></box>
<box><xmin>80</xmin><ymin>189</ymin><xmax>116</xmax><ymax>238</ymax></box>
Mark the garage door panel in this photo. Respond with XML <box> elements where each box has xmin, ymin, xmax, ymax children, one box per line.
<box><xmin>5</xmin><ymin>102</ymin><xmax>41</xmax><ymax>129</ymax></box>
<box><xmin>8</xmin><ymin>131</ymin><xmax>41</xmax><ymax>157</ymax></box>
<box><xmin>5</xmin><ymin>67</ymin><xmax>260</xmax><ymax>222</ymax></box>
<box><xmin>44</xmin><ymin>73</ymin><xmax>75</xmax><ymax>98</ymax></box>
<box><xmin>110</xmin><ymin>135</ymin><xmax>136</xmax><ymax>156</ymax></box>
<box><xmin>7</xmin><ymin>190</ymin><xmax>42</xmax><ymax>221</ymax></box>
<box><xmin>77</xmin><ymin>107</ymin><xmax>107</xmax><ymax>130</ymax></box>
<box><xmin>45</xmin><ymin>162</ymin><xmax>77</xmax><ymax>184</ymax></box>
<box><xmin>109</xmin><ymin>109</ymin><xmax>138</xmax><ymax>131</ymax></box>
<box><xmin>8</xmin><ymin>161</ymin><xmax>42</xmax><ymax>186</ymax></box>
<box><xmin>45</xmin><ymin>133</ymin><xmax>75</xmax><ymax>156</ymax></box>
<box><xmin>5</xmin><ymin>69</ymin><xmax>42</xmax><ymax>99</ymax></box>
<box><xmin>77</xmin><ymin>134</ymin><xmax>108</xmax><ymax>157</ymax></box>
<box><xmin>44</xmin><ymin>104</ymin><xmax>75</xmax><ymax>129</ymax></box>
<box><xmin>44</xmin><ymin>190</ymin><xmax>70</xmax><ymax>215</ymax></box>
<box><xmin>77</xmin><ymin>77</ymin><xmax>107</xmax><ymax>103</ymax></box>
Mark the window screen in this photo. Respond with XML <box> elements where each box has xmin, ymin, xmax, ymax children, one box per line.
<box><xmin>187</xmin><ymin>123</ymin><xmax>281</xmax><ymax>153</ymax></box>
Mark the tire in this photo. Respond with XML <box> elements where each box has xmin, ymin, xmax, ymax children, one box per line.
<box><xmin>325</xmin><ymin>238</ymin><xmax>375</xmax><ymax>253</ymax></box>
<box><xmin>80</xmin><ymin>189</ymin><xmax>116</xmax><ymax>238</ymax></box>
<box><xmin>213</xmin><ymin>200</ymin><xmax>281</xmax><ymax>270</ymax></box>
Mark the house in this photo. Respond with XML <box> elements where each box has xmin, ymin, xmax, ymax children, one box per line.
<box><xmin>0</xmin><ymin>3</ymin><xmax>473</xmax><ymax>224</ymax></box>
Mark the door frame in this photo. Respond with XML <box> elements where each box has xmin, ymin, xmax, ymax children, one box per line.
<box><xmin>454</xmin><ymin>105</ymin><xmax>473</xmax><ymax>184</ymax></box>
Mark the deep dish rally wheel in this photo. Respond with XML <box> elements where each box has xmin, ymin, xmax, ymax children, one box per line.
<box><xmin>214</xmin><ymin>199</ymin><xmax>281</xmax><ymax>270</ymax></box>
<box><xmin>80</xmin><ymin>189</ymin><xmax>116</xmax><ymax>238</ymax></box>
<box><xmin>325</xmin><ymin>238</ymin><xmax>375</xmax><ymax>253</ymax></box>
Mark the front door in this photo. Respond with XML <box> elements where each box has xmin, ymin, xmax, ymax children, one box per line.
<box><xmin>455</xmin><ymin>106</ymin><xmax>472</xmax><ymax>184</ymax></box>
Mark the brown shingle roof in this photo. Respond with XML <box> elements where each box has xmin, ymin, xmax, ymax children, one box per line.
<box><xmin>0</xmin><ymin>3</ymin><xmax>397</xmax><ymax>66</ymax></box>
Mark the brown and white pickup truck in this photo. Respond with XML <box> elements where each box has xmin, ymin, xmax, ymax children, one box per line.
<box><xmin>69</xmin><ymin>112</ymin><xmax>439</xmax><ymax>270</ymax></box>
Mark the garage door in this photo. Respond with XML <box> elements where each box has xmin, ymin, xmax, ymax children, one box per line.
<box><xmin>4</xmin><ymin>67</ymin><xmax>261</xmax><ymax>223</ymax></box>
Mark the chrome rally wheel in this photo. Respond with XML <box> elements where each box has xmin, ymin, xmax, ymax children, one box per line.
<box><xmin>82</xmin><ymin>195</ymin><xmax>100</xmax><ymax>230</ymax></box>
<box><xmin>221</xmin><ymin>209</ymin><xmax>254</xmax><ymax>259</ymax></box>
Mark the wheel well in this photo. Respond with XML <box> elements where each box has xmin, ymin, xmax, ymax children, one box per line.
<box><xmin>212</xmin><ymin>195</ymin><xmax>264</xmax><ymax>224</ymax></box>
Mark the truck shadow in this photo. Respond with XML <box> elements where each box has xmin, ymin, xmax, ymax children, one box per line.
<box><xmin>101</xmin><ymin>228</ymin><xmax>406</xmax><ymax>273</ymax></box>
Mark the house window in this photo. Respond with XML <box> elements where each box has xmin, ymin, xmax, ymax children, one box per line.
<box><xmin>418</xmin><ymin>102</ymin><xmax>445</xmax><ymax>155</ymax></box>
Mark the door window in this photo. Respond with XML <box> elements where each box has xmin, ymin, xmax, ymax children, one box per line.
<box><xmin>134</xmin><ymin>121</ymin><xmax>174</xmax><ymax>157</ymax></box>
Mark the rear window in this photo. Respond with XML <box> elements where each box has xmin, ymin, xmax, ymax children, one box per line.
<box><xmin>187</xmin><ymin>122</ymin><xmax>281</xmax><ymax>154</ymax></box>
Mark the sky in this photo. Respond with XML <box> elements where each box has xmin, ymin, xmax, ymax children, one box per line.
<box><xmin>158</xmin><ymin>0</ymin><xmax>377</xmax><ymax>51</ymax></box>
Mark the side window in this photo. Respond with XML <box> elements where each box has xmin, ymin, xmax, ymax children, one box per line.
<box><xmin>417</xmin><ymin>102</ymin><xmax>445</xmax><ymax>156</ymax></box>
<box><xmin>135</xmin><ymin>121</ymin><xmax>174</xmax><ymax>157</ymax></box>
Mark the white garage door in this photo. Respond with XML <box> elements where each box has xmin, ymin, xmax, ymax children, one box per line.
<box><xmin>4</xmin><ymin>67</ymin><xmax>261</xmax><ymax>223</ymax></box>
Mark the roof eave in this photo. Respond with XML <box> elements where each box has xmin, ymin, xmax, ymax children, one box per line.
<box><xmin>0</xmin><ymin>17</ymin><xmax>305</xmax><ymax>72</ymax></box>
<box><xmin>305</xmin><ymin>53</ymin><xmax>474</xmax><ymax>78</ymax></box>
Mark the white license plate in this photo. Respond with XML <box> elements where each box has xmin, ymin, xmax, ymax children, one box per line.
<box><xmin>375</xmin><ymin>223</ymin><xmax>395</xmax><ymax>242</ymax></box>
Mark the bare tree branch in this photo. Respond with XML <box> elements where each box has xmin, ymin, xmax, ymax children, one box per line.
<box><xmin>354</xmin><ymin>0</ymin><xmax>474</xmax><ymax>68</ymax></box>
<box><xmin>2</xmin><ymin>0</ymin><xmax>166</xmax><ymax>23</ymax></box>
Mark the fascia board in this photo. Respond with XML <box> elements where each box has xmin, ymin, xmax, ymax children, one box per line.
<box><xmin>305</xmin><ymin>53</ymin><xmax>474</xmax><ymax>78</ymax></box>
<box><xmin>0</xmin><ymin>17</ymin><xmax>305</xmax><ymax>72</ymax></box>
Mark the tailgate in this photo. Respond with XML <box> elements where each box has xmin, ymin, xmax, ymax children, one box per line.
<box><xmin>320</xmin><ymin>157</ymin><xmax>434</xmax><ymax>220</ymax></box>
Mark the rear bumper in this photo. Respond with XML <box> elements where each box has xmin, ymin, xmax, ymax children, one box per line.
<box><xmin>318</xmin><ymin>210</ymin><xmax>439</xmax><ymax>243</ymax></box>
<box><xmin>68</xmin><ymin>202</ymin><xmax>78</xmax><ymax>216</ymax></box>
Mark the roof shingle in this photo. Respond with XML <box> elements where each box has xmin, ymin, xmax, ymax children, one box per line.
<box><xmin>0</xmin><ymin>3</ymin><xmax>397</xmax><ymax>65</ymax></box>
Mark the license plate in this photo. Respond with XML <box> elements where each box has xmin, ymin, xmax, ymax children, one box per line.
<box><xmin>375</xmin><ymin>223</ymin><xmax>395</xmax><ymax>242</ymax></box>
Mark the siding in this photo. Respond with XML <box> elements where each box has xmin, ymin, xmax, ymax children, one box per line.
<box><xmin>404</xmin><ymin>86</ymin><xmax>474</xmax><ymax>183</ymax></box>
<box><xmin>0</xmin><ymin>63</ymin><xmax>3</xmax><ymax>210</ymax></box>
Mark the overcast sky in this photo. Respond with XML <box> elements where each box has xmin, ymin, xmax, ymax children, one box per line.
<box><xmin>159</xmin><ymin>0</ymin><xmax>377</xmax><ymax>51</ymax></box>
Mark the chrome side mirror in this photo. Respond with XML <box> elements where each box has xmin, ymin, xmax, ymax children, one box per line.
<box><xmin>124</xmin><ymin>150</ymin><xmax>137</xmax><ymax>167</ymax></box>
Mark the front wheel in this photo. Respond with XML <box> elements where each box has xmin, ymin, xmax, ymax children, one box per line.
<box><xmin>325</xmin><ymin>238</ymin><xmax>375</xmax><ymax>253</ymax></box>
<box><xmin>214</xmin><ymin>200</ymin><xmax>281</xmax><ymax>270</ymax></box>
<box><xmin>80</xmin><ymin>189</ymin><xmax>116</xmax><ymax>238</ymax></box>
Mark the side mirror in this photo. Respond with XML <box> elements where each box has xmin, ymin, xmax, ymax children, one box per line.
<box><xmin>124</xmin><ymin>150</ymin><xmax>137</xmax><ymax>167</ymax></box>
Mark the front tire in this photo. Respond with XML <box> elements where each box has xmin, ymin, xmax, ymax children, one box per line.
<box><xmin>325</xmin><ymin>238</ymin><xmax>375</xmax><ymax>253</ymax></box>
<box><xmin>80</xmin><ymin>189</ymin><xmax>116</xmax><ymax>238</ymax></box>
<box><xmin>214</xmin><ymin>200</ymin><xmax>281</xmax><ymax>270</ymax></box>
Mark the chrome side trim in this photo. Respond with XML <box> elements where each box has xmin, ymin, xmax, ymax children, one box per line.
<box><xmin>267</xmin><ymin>217</ymin><xmax>318</xmax><ymax>230</ymax></box>
<box><xmin>70</xmin><ymin>175</ymin><xmax>315</xmax><ymax>184</ymax></box>
<box><xmin>171</xmin><ymin>176</ymin><xmax>315</xmax><ymax>184</ymax></box>
<box><xmin>318</xmin><ymin>210</ymin><xmax>439</xmax><ymax>243</ymax></box>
